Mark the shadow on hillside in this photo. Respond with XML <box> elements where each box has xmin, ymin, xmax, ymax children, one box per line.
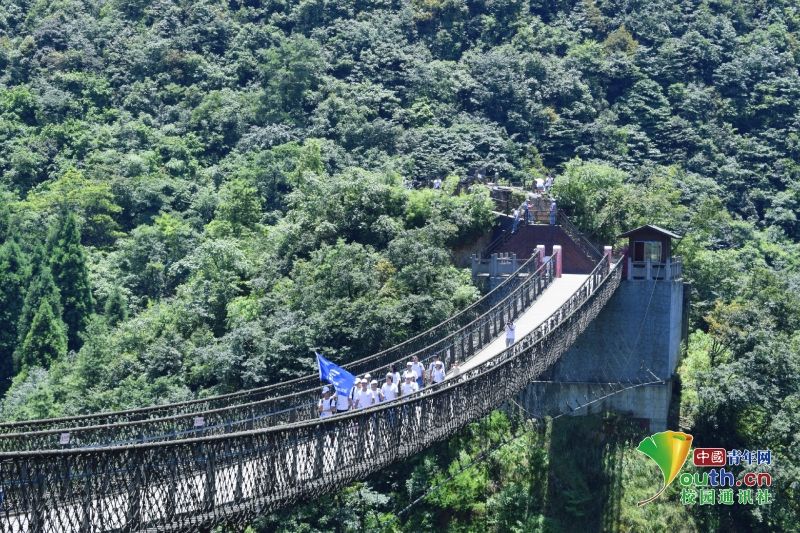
<box><xmin>543</xmin><ymin>413</ymin><xmax>648</xmax><ymax>533</ymax></box>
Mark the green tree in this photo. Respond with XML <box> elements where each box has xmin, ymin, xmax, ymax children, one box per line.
<box><xmin>104</xmin><ymin>287</ymin><xmax>128</xmax><ymax>326</ymax></box>
<box><xmin>603</xmin><ymin>25</ymin><xmax>638</xmax><ymax>55</ymax></box>
<box><xmin>551</xmin><ymin>158</ymin><xmax>634</xmax><ymax>243</ymax></box>
<box><xmin>0</xmin><ymin>240</ymin><xmax>29</xmax><ymax>391</ymax></box>
<box><xmin>0</xmin><ymin>196</ymin><xmax>11</xmax><ymax>242</ymax></box>
<box><xmin>214</xmin><ymin>178</ymin><xmax>263</xmax><ymax>236</ymax></box>
<box><xmin>47</xmin><ymin>213</ymin><xmax>94</xmax><ymax>351</ymax></box>
<box><xmin>17</xmin><ymin>299</ymin><xmax>68</xmax><ymax>369</ymax></box>
<box><xmin>261</xmin><ymin>34</ymin><xmax>325</xmax><ymax>122</ymax></box>
<box><xmin>19</xmin><ymin>168</ymin><xmax>122</xmax><ymax>247</ymax></box>
<box><xmin>16</xmin><ymin>263</ymin><xmax>63</xmax><ymax>360</ymax></box>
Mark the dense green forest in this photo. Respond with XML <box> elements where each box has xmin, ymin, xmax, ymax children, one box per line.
<box><xmin>0</xmin><ymin>0</ymin><xmax>798</xmax><ymax>531</ymax></box>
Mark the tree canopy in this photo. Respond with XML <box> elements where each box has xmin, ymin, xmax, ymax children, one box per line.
<box><xmin>0</xmin><ymin>0</ymin><xmax>798</xmax><ymax>530</ymax></box>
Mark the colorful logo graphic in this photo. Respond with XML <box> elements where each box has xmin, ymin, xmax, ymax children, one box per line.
<box><xmin>636</xmin><ymin>430</ymin><xmax>694</xmax><ymax>505</ymax></box>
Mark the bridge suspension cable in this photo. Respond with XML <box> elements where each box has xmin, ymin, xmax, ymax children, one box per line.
<box><xmin>0</xmin><ymin>256</ymin><xmax>557</xmax><ymax>451</ymax></box>
<box><xmin>0</xmin><ymin>240</ymin><xmax>548</xmax><ymax>436</ymax></box>
<box><xmin>0</xmin><ymin>257</ymin><xmax>623</xmax><ymax>533</ymax></box>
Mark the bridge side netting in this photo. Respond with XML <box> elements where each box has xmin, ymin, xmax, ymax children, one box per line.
<box><xmin>0</xmin><ymin>256</ymin><xmax>557</xmax><ymax>451</ymax></box>
<box><xmin>0</xmin><ymin>259</ymin><xmax>621</xmax><ymax>533</ymax></box>
<box><xmin>0</xmin><ymin>233</ymin><xmax>546</xmax><ymax>435</ymax></box>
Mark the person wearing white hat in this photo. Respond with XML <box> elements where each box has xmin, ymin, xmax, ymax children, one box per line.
<box><xmin>369</xmin><ymin>379</ymin><xmax>381</xmax><ymax>403</ymax></box>
<box><xmin>400</xmin><ymin>371</ymin><xmax>419</xmax><ymax>397</ymax></box>
<box><xmin>349</xmin><ymin>375</ymin><xmax>366</xmax><ymax>405</ymax></box>
<box><xmin>428</xmin><ymin>358</ymin><xmax>446</xmax><ymax>384</ymax></box>
<box><xmin>405</xmin><ymin>361</ymin><xmax>419</xmax><ymax>385</ymax></box>
<box><xmin>381</xmin><ymin>373</ymin><xmax>398</xmax><ymax>402</ymax></box>
<box><xmin>354</xmin><ymin>378</ymin><xmax>374</xmax><ymax>409</ymax></box>
<box><xmin>318</xmin><ymin>386</ymin><xmax>335</xmax><ymax>418</ymax></box>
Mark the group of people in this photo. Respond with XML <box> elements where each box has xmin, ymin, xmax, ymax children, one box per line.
<box><xmin>318</xmin><ymin>322</ymin><xmax>520</xmax><ymax>418</ymax></box>
<box><xmin>318</xmin><ymin>355</ymin><xmax>451</xmax><ymax>418</ymax></box>
<box><xmin>535</xmin><ymin>176</ymin><xmax>554</xmax><ymax>194</ymax></box>
<box><xmin>511</xmin><ymin>197</ymin><xmax>557</xmax><ymax>234</ymax></box>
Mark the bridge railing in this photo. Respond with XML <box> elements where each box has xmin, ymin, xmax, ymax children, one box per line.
<box><xmin>627</xmin><ymin>257</ymin><xmax>683</xmax><ymax>281</ymax></box>
<box><xmin>556</xmin><ymin>209</ymin><xmax>603</xmax><ymax>261</ymax></box>
<box><xmin>488</xmin><ymin>186</ymin><xmax>603</xmax><ymax>264</ymax></box>
<box><xmin>0</xmin><ymin>258</ymin><xmax>621</xmax><ymax>533</ymax></box>
<box><xmin>0</xmin><ymin>256</ymin><xmax>556</xmax><ymax>451</ymax></box>
<box><xmin>0</xmin><ymin>239</ymin><xmax>548</xmax><ymax>436</ymax></box>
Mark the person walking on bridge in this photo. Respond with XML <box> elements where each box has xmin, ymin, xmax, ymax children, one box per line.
<box><xmin>382</xmin><ymin>373</ymin><xmax>398</xmax><ymax>402</ymax></box>
<box><xmin>388</xmin><ymin>365</ymin><xmax>401</xmax><ymax>386</ymax></box>
<box><xmin>336</xmin><ymin>384</ymin><xmax>351</xmax><ymax>413</ymax></box>
<box><xmin>355</xmin><ymin>378</ymin><xmax>374</xmax><ymax>409</ymax></box>
<box><xmin>400</xmin><ymin>372</ymin><xmax>419</xmax><ymax>396</ymax></box>
<box><xmin>428</xmin><ymin>358</ymin><xmax>446</xmax><ymax>384</ymax></box>
<box><xmin>411</xmin><ymin>356</ymin><xmax>425</xmax><ymax>388</ymax></box>
<box><xmin>549</xmin><ymin>199</ymin><xmax>557</xmax><ymax>225</ymax></box>
<box><xmin>505</xmin><ymin>320</ymin><xmax>516</xmax><ymax>347</ymax></box>
<box><xmin>318</xmin><ymin>387</ymin><xmax>336</xmax><ymax>418</ymax></box>
<box><xmin>370</xmin><ymin>379</ymin><xmax>381</xmax><ymax>403</ymax></box>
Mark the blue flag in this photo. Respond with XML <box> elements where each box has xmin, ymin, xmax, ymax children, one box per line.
<box><xmin>316</xmin><ymin>352</ymin><xmax>356</xmax><ymax>398</ymax></box>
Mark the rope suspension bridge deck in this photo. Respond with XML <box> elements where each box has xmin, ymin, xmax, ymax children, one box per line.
<box><xmin>458</xmin><ymin>273</ymin><xmax>589</xmax><ymax>374</ymax></box>
<box><xmin>0</xmin><ymin>210</ymin><xmax>624</xmax><ymax>532</ymax></box>
<box><xmin>0</xmin><ymin>235</ymin><xmax>550</xmax><ymax>438</ymax></box>
<box><xmin>0</xmin><ymin>252</ymin><xmax>557</xmax><ymax>452</ymax></box>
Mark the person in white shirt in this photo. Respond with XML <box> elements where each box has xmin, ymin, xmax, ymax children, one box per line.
<box><xmin>429</xmin><ymin>359</ymin><xmax>446</xmax><ymax>384</ymax></box>
<box><xmin>335</xmin><ymin>385</ymin><xmax>351</xmax><ymax>413</ymax></box>
<box><xmin>381</xmin><ymin>373</ymin><xmax>398</xmax><ymax>402</ymax></box>
<box><xmin>369</xmin><ymin>379</ymin><xmax>381</xmax><ymax>403</ymax></box>
<box><xmin>411</xmin><ymin>356</ymin><xmax>425</xmax><ymax>387</ymax></box>
<box><xmin>388</xmin><ymin>365</ymin><xmax>401</xmax><ymax>386</ymax></box>
<box><xmin>318</xmin><ymin>387</ymin><xmax>336</xmax><ymax>418</ymax></box>
<box><xmin>355</xmin><ymin>378</ymin><xmax>374</xmax><ymax>409</ymax></box>
<box><xmin>406</xmin><ymin>361</ymin><xmax>416</xmax><ymax>379</ymax></box>
<box><xmin>400</xmin><ymin>372</ymin><xmax>419</xmax><ymax>397</ymax></box>
<box><xmin>505</xmin><ymin>320</ymin><xmax>516</xmax><ymax>347</ymax></box>
<box><xmin>349</xmin><ymin>376</ymin><xmax>362</xmax><ymax>405</ymax></box>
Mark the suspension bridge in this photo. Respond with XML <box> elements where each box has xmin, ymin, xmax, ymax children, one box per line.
<box><xmin>0</xmin><ymin>202</ymin><xmax>685</xmax><ymax>532</ymax></box>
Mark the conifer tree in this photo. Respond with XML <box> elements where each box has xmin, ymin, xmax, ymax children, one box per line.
<box><xmin>18</xmin><ymin>299</ymin><xmax>68</xmax><ymax>369</ymax></box>
<box><xmin>0</xmin><ymin>240</ymin><xmax>29</xmax><ymax>391</ymax></box>
<box><xmin>104</xmin><ymin>287</ymin><xmax>128</xmax><ymax>326</ymax></box>
<box><xmin>17</xmin><ymin>264</ymin><xmax>62</xmax><ymax>351</ymax></box>
<box><xmin>47</xmin><ymin>213</ymin><xmax>94</xmax><ymax>350</ymax></box>
<box><xmin>26</xmin><ymin>241</ymin><xmax>46</xmax><ymax>282</ymax></box>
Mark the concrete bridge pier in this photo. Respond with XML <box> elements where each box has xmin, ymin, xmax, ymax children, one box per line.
<box><xmin>516</xmin><ymin>272</ymin><xmax>688</xmax><ymax>432</ymax></box>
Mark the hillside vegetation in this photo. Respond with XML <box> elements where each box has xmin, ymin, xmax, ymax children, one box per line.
<box><xmin>0</xmin><ymin>0</ymin><xmax>798</xmax><ymax>531</ymax></box>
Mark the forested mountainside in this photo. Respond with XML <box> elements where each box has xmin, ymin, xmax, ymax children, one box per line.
<box><xmin>0</xmin><ymin>0</ymin><xmax>798</xmax><ymax>531</ymax></box>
